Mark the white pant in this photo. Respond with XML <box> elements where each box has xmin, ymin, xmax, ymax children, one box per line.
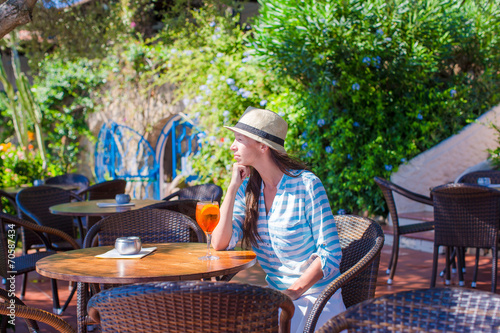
<box><xmin>281</xmin><ymin>288</ymin><xmax>346</xmax><ymax>333</ymax></box>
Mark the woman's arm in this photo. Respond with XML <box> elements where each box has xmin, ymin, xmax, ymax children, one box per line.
<box><xmin>211</xmin><ymin>163</ymin><xmax>250</xmax><ymax>250</ymax></box>
<box><xmin>282</xmin><ymin>257</ymin><xmax>324</xmax><ymax>300</ymax></box>
<box><xmin>283</xmin><ymin>174</ymin><xmax>341</xmax><ymax>300</ymax></box>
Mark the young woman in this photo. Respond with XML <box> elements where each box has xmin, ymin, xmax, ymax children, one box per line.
<box><xmin>212</xmin><ymin>106</ymin><xmax>346</xmax><ymax>332</ymax></box>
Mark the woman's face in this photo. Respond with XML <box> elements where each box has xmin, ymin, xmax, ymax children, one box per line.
<box><xmin>230</xmin><ymin>133</ymin><xmax>263</xmax><ymax>166</ymax></box>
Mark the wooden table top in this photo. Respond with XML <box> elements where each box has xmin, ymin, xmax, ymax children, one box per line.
<box><xmin>49</xmin><ymin>199</ymin><xmax>162</xmax><ymax>217</ymax></box>
<box><xmin>36</xmin><ymin>243</ymin><xmax>257</xmax><ymax>284</ymax></box>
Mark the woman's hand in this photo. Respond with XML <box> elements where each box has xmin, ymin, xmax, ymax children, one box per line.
<box><xmin>230</xmin><ymin>163</ymin><xmax>250</xmax><ymax>189</ymax></box>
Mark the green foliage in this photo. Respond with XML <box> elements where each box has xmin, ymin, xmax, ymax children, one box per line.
<box><xmin>0</xmin><ymin>55</ymin><xmax>109</xmax><ymax>178</ymax></box>
<box><xmin>487</xmin><ymin>123</ymin><xmax>500</xmax><ymax>169</ymax></box>
<box><xmin>0</xmin><ymin>143</ymin><xmax>63</xmax><ymax>187</ymax></box>
<box><xmin>145</xmin><ymin>3</ymin><xmax>287</xmax><ymax>189</ymax></box>
<box><xmin>250</xmin><ymin>0</ymin><xmax>500</xmax><ymax>214</ymax></box>
<box><xmin>33</xmin><ymin>56</ymin><xmax>110</xmax><ymax>172</ymax></box>
<box><xmin>22</xmin><ymin>0</ymin><xmax>131</xmax><ymax>68</ymax></box>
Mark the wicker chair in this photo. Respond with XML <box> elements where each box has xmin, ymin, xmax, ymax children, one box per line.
<box><xmin>87</xmin><ymin>281</ymin><xmax>294</xmax><ymax>333</ymax></box>
<box><xmin>431</xmin><ymin>183</ymin><xmax>500</xmax><ymax>293</ymax></box>
<box><xmin>79</xmin><ymin>208</ymin><xmax>206</xmax><ymax>332</ymax></box>
<box><xmin>457</xmin><ymin>170</ymin><xmax>500</xmax><ymax>184</ymax></box>
<box><xmin>0</xmin><ymin>287</ymin><xmax>76</xmax><ymax>333</ymax></box>
<box><xmin>75</xmin><ymin>179</ymin><xmax>127</xmax><ymax>231</ymax></box>
<box><xmin>0</xmin><ymin>212</ymin><xmax>80</xmax><ymax>314</ymax></box>
<box><xmin>457</xmin><ymin>169</ymin><xmax>500</xmax><ymax>283</ymax></box>
<box><xmin>142</xmin><ymin>199</ymin><xmax>205</xmax><ymax>242</ymax></box>
<box><xmin>16</xmin><ymin>186</ymin><xmax>83</xmax><ymax>251</ymax></box>
<box><xmin>374</xmin><ymin>177</ymin><xmax>434</xmax><ymax>284</ymax></box>
<box><xmin>83</xmin><ymin>208</ymin><xmax>204</xmax><ymax>248</ymax></box>
<box><xmin>317</xmin><ymin>287</ymin><xmax>500</xmax><ymax>333</ymax></box>
<box><xmin>45</xmin><ymin>173</ymin><xmax>90</xmax><ymax>192</ymax></box>
<box><xmin>163</xmin><ymin>183</ymin><xmax>223</xmax><ymax>204</ymax></box>
<box><xmin>303</xmin><ymin>215</ymin><xmax>384</xmax><ymax>333</ymax></box>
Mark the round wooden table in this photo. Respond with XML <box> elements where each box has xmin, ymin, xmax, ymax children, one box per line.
<box><xmin>36</xmin><ymin>243</ymin><xmax>257</xmax><ymax>333</ymax></box>
<box><xmin>49</xmin><ymin>199</ymin><xmax>162</xmax><ymax>217</ymax></box>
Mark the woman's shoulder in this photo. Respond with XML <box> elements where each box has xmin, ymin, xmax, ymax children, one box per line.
<box><xmin>289</xmin><ymin>169</ymin><xmax>320</xmax><ymax>182</ymax></box>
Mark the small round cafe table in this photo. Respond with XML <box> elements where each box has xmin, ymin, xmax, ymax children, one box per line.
<box><xmin>49</xmin><ymin>199</ymin><xmax>162</xmax><ymax>217</ymax></box>
<box><xmin>36</xmin><ymin>243</ymin><xmax>257</xmax><ymax>333</ymax></box>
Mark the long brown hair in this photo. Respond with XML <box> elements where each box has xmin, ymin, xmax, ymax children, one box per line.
<box><xmin>241</xmin><ymin>149</ymin><xmax>308</xmax><ymax>249</ymax></box>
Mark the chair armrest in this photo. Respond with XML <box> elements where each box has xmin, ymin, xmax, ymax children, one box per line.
<box><xmin>390</xmin><ymin>185</ymin><xmax>433</xmax><ymax>206</ymax></box>
<box><xmin>303</xmin><ymin>235</ymin><xmax>384</xmax><ymax>333</ymax></box>
<box><xmin>0</xmin><ymin>288</ymin><xmax>39</xmax><ymax>331</ymax></box>
<box><xmin>70</xmin><ymin>192</ymin><xmax>84</xmax><ymax>202</ymax></box>
<box><xmin>162</xmin><ymin>190</ymin><xmax>180</xmax><ymax>201</ymax></box>
<box><xmin>279</xmin><ymin>296</ymin><xmax>295</xmax><ymax>333</ymax></box>
<box><xmin>7</xmin><ymin>215</ymin><xmax>80</xmax><ymax>250</ymax></box>
<box><xmin>0</xmin><ymin>303</ymin><xmax>76</xmax><ymax>333</ymax></box>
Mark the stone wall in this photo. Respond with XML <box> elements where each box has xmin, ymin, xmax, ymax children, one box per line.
<box><xmin>80</xmin><ymin>81</ymin><xmax>185</xmax><ymax>186</ymax></box>
<box><xmin>390</xmin><ymin>104</ymin><xmax>500</xmax><ymax>221</ymax></box>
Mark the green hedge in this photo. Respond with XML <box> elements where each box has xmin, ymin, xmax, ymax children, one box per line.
<box><xmin>250</xmin><ymin>0</ymin><xmax>500</xmax><ymax>214</ymax></box>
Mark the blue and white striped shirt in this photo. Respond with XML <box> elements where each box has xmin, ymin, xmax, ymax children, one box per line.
<box><xmin>228</xmin><ymin>170</ymin><xmax>342</xmax><ymax>293</ymax></box>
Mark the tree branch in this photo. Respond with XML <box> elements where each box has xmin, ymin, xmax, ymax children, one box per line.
<box><xmin>0</xmin><ymin>0</ymin><xmax>38</xmax><ymax>39</ymax></box>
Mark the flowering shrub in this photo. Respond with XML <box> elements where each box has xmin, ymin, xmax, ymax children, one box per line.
<box><xmin>0</xmin><ymin>142</ymin><xmax>63</xmax><ymax>187</ymax></box>
<box><xmin>250</xmin><ymin>0</ymin><xmax>500</xmax><ymax>214</ymax></box>
<box><xmin>145</xmin><ymin>3</ymin><xmax>288</xmax><ymax>190</ymax></box>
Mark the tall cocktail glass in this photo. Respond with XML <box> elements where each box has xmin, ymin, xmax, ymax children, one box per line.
<box><xmin>195</xmin><ymin>201</ymin><xmax>220</xmax><ymax>260</ymax></box>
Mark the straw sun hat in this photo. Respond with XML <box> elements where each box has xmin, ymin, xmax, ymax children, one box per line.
<box><xmin>225</xmin><ymin>107</ymin><xmax>288</xmax><ymax>153</ymax></box>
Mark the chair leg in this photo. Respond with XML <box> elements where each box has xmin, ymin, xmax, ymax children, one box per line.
<box><xmin>457</xmin><ymin>247</ymin><xmax>465</xmax><ymax>286</ymax></box>
<box><xmin>50</xmin><ymin>279</ymin><xmax>77</xmax><ymax>315</ymax></box>
<box><xmin>431</xmin><ymin>244</ymin><xmax>440</xmax><ymax>288</ymax></box>
<box><xmin>472</xmin><ymin>250</ymin><xmax>480</xmax><ymax>288</ymax></box>
<box><xmin>445</xmin><ymin>247</ymin><xmax>451</xmax><ymax>285</ymax></box>
<box><xmin>440</xmin><ymin>248</ymin><xmax>456</xmax><ymax>277</ymax></box>
<box><xmin>492</xmin><ymin>247</ymin><xmax>497</xmax><ymax>293</ymax></box>
<box><xmin>461</xmin><ymin>247</ymin><xmax>466</xmax><ymax>273</ymax></box>
<box><xmin>20</xmin><ymin>272</ymin><xmax>28</xmax><ymax>300</ymax></box>
<box><xmin>387</xmin><ymin>235</ymin><xmax>400</xmax><ymax>285</ymax></box>
<box><xmin>386</xmin><ymin>236</ymin><xmax>396</xmax><ymax>275</ymax></box>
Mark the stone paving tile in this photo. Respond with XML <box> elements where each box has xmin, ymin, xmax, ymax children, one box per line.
<box><xmin>7</xmin><ymin>244</ymin><xmax>496</xmax><ymax>332</ymax></box>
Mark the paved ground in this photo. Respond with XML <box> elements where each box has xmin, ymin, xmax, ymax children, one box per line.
<box><xmin>6</xmin><ymin>243</ymin><xmax>497</xmax><ymax>332</ymax></box>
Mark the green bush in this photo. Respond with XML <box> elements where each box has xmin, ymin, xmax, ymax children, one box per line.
<box><xmin>0</xmin><ymin>143</ymin><xmax>62</xmax><ymax>187</ymax></box>
<box><xmin>0</xmin><ymin>56</ymin><xmax>109</xmax><ymax>179</ymax></box>
<box><xmin>145</xmin><ymin>3</ymin><xmax>288</xmax><ymax>189</ymax></box>
<box><xmin>250</xmin><ymin>0</ymin><xmax>500</xmax><ymax>214</ymax></box>
<box><xmin>33</xmin><ymin>56</ymin><xmax>109</xmax><ymax>173</ymax></box>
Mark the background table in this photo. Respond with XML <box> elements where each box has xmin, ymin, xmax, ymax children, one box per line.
<box><xmin>1</xmin><ymin>184</ymin><xmax>79</xmax><ymax>196</ymax></box>
<box><xmin>49</xmin><ymin>199</ymin><xmax>162</xmax><ymax>217</ymax></box>
<box><xmin>36</xmin><ymin>243</ymin><xmax>257</xmax><ymax>333</ymax></box>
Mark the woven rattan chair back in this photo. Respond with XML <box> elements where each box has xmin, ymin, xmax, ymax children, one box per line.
<box><xmin>16</xmin><ymin>186</ymin><xmax>82</xmax><ymax>249</ymax></box>
<box><xmin>87</xmin><ymin>281</ymin><xmax>294</xmax><ymax>333</ymax></box>
<box><xmin>141</xmin><ymin>199</ymin><xmax>205</xmax><ymax>242</ymax></box>
<box><xmin>84</xmin><ymin>208</ymin><xmax>204</xmax><ymax>248</ymax></box>
<box><xmin>374</xmin><ymin>177</ymin><xmax>434</xmax><ymax>285</ymax></box>
<box><xmin>76</xmin><ymin>179</ymin><xmax>126</xmax><ymax>201</ymax></box>
<box><xmin>457</xmin><ymin>170</ymin><xmax>500</xmax><ymax>184</ymax></box>
<box><xmin>303</xmin><ymin>215</ymin><xmax>384</xmax><ymax>333</ymax></box>
<box><xmin>317</xmin><ymin>287</ymin><xmax>500</xmax><ymax>333</ymax></box>
<box><xmin>45</xmin><ymin>173</ymin><xmax>90</xmax><ymax>192</ymax></box>
<box><xmin>163</xmin><ymin>183</ymin><xmax>223</xmax><ymax>204</ymax></box>
<box><xmin>0</xmin><ymin>287</ymin><xmax>76</xmax><ymax>333</ymax></box>
<box><xmin>431</xmin><ymin>183</ymin><xmax>500</xmax><ymax>292</ymax></box>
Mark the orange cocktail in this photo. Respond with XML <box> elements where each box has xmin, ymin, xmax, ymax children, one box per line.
<box><xmin>196</xmin><ymin>201</ymin><xmax>220</xmax><ymax>260</ymax></box>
